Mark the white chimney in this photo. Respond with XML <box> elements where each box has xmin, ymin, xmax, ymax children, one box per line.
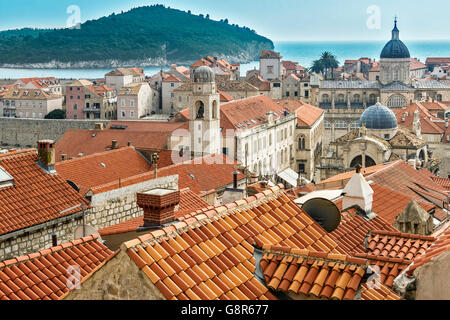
<box><xmin>408</xmin><ymin>159</ymin><xmax>417</xmax><ymax>169</ymax></box>
<box><xmin>342</xmin><ymin>165</ymin><xmax>374</xmax><ymax>215</ymax></box>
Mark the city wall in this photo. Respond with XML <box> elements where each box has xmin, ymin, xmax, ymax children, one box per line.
<box><xmin>0</xmin><ymin>118</ymin><xmax>110</xmax><ymax>147</ymax></box>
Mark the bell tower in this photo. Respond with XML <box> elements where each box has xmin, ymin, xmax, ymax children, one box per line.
<box><xmin>189</xmin><ymin>66</ymin><xmax>221</xmax><ymax>157</ymax></box>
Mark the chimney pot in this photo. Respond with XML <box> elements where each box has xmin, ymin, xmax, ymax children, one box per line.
<box><xmin>111</xmin><ymin>140</ymin><xmax>118</xmax><ymax>150</ymax></box>
<box><xmin>233</xmin><ymin>171</ymin><xmax>239</xmax><ymax>189</ymax></box>
<box><xmin>137</xmin><ymin>188</ymin><xmax>180</xmax><ymax>227</ymax></box>
<box><xmin>94</xmin><ymin>123</ymin><xmax>104</xmax><ymax>130</ymax></box>
<box><xmin>61</xmin><ymin>154</ymin><xmax>68</xmax><ymax>161</ymax></box>
<box><xmin>127</xmin><ymin>141</ymin><xmax>132</xmax><ymax>147</ymax></box>
<box><xmin>37</xmin><ymin>140</ymin><xmax>56</xmax><ymax>172</ymax></box>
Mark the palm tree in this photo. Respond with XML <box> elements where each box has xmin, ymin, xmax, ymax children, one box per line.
<box><xmin>309</xmin><ymin>59</ymin><xmax>325</xmax><ymax>75</ymax></box>
<box><xmin>320</xmin><ymin>51</ymin><xmax>340</xmax><ymax>79</ymax></box>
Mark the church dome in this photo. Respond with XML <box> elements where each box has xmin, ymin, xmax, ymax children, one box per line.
<box><xmin>380</xmin><ymin>19</ymin><xmax>410</xmax><ymax>59</ymax></box>
<box><xmin>360</xmin><ymin>102</ymin><xmax>398</xmax><ymax>130</ymax></box>
<box><xmin>194</xmin><ymin>66</ymin><xmax>215</xmax><ymax>83</ymax></box>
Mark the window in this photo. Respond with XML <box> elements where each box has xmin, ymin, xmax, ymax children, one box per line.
<box><xmin>387</xmin><ymin>94</ymin><xmax>407</xmax><ymax>108</ymax></box>
<box><xmin>171</xmin><ymin>83</ymin><xmax>174</xmax><ymax>87</ymax></box>
<box><xmin>337</xmin><ymin>94</ymin><xmax>345</xmax><ymax>103</ymax></box>
<box><xmin>77</xmin><ymin>96</ymin><xmax>80</xmax><ymax>99</ymax></box>
<box><xmin>351</xmin><ymin>121</ymin><xmax>359</xmax><ymax>129</ymax></box>
<box><xmin>130</xmin><ymin>111</ymin><xmax>135</xmax><ymax>118</ymax></box>
<box><xmin>298</xmin><ymin>164</ymin><xmax>305</xmax><ymax>173</ymax></box>
<box><xmin>171</xmin><ymin>93</ymin><xmax>174</xmax><ymax>98</ymax></box>
<box><xmin>32</xmin><ymin>113</ymin><xmax>36</xmax><ymax>118</ymax></box>
<box><xmin>324</xmin><ymin>121</ymin><xmax>331</xmax><ymax>129</ymax></box>
<box><xmin>121</xmin><ymin>111</ymin><xmax>126</xmax><ymax>118</ymax></box>
<box><xmin>335</xmin><ymin>121</ymin><xmax>347</xmax><ymax>129</ymax></box>
<box><xmin>73</xmin><ymin>104</ymin><xmax>77</xmax><ymax>110</ymax></box>
<box><xmin>121</xmin><ymin>100</ymin><xmax>125</xmax><ymax>107</ymax></box>
<box><xmin>178</xmin><ymin>96</ymin><xmax>182</xmax><ymax>102</ymax></box>
<box><xmin>322</xmin><ymin>94</ymin><xmax>329</xmax><ymax>103</ymax></box>
<box><xmin>70</xmin><ymin>96</ymin><xmax>73</xmax><ymax>99</ymax></box>
<box><xmin>74</xmin><ymin>114</ymin><xmax>78</xmax><ymax>119</ymax></box>
<box><xmin>130</xmin><ymin>100</ymin><xmax>134</xmax><ymax>107</ymax></box>
<box><xmin>376</xmin><ymin>75</ymin><xmax>380</xmax><ymax>81</ymax></box>
<box><xmin>305</xmin><ymin>90</ymin><xmax>309</xmax><ymax>98</ymax></box>
<box><xmin>298</xmin><ymin>136</ymin><xmax>306</xmax><ymax>150</ymax></box>
<box><xmin>384</xmin><ymin>134</ymin><xmax>390</xmax><ymax>139</ymax></box>
<box><xmin>273</xmin><ymin>83</ymin><xmax>281</xmax><ymax>88</ymax></box>
<box><xmin>267</xmin><ymin>66</ymin><xmax>274</xmax><ymax>74</ymax></box>
<box><xmin>223</xmin><ymin>147</ymin><xmax>229</xmax><ymax>155</ymax></box>
<box><xmin>286</xmin><ymin>91</ymin><xmax>290</xmax><ymax>97</ymax></box>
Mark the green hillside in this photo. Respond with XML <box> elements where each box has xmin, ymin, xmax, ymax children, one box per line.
<box><xmin>0</xmin><ymin>5</ymin><xmax>274</xmax><ymax>67</ymax></box>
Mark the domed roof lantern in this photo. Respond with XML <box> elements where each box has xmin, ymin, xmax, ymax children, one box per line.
<box><xmin>194</xmin><ymin>66</ymin><xmax>215</xmax><ymax>83</ymax></box>
<box><xmin>392</xmin><ymin>16</ymin><xmax>400</xmax><ymax>39</ymax></box>
<box><xmin>380</xmin><ymin>17</ymin><xmax>410</xmax><ymax>59</ymax></box>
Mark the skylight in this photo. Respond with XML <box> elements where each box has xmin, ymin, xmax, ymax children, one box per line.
<box><xmin>0</xmin><ymin>166</ymin><xmax>14</xmax><ymax>188</ymax></box>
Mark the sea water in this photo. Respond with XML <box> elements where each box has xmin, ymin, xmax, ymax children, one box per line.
<box><xmin>1</xmin><ymin>41</ymin><xmax>450</xmax><ymax>80</ymax></box>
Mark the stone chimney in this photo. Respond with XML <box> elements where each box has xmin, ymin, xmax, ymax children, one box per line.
<box><xmin>342</xmin><ymin>165</ymin><xmax>375</xmax><ymax>216</ymax></box>
<box><xmin>408</xmin><ymin>159</ymin><xmax>417</xmax><ymax>169</ymax></box>
<box><xmin>94</xmin><ymin>123</ymin><xmax>104</xmax><ymax>130</ymax></box>
<box><xmin>137</xmin><ymin>188</ymin><xmax>180</xmax><ymax>228</ymax></box>
<box><xmin>393</xmin><ymin>200</ymin><xmax>433</xmax><ymax>235</ymax></box>
<box><xmin>222</xmin><ymin>172</ymin><xmax>245</xmax><ymax>204</ymax></box>
<box><xmin>37</xmin><ymin>140</ymin><xmax>56</xmax><ymax>173</ymax></box>
<box><xmin>413</xmin><ymin>109</ymin><xmax>422</xmax><ymax>137</ymax></box>
<box><xmin>111</xmin><ymin>140</ymin><xmax>118</xmax><ymax>150</ymax></box>
<box><xmin>61</xmin><ymin>154</ymin><xmax>68</xmax><ymax>161</ymax></box>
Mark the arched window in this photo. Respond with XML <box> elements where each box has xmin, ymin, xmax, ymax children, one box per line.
<box><xmin>195</xmin><ymin>101</ymin><xmax>204</xmax><ymax>119</ymax></box>
<box><xmin>369</xmin><ymin>94</ymin><xmax>377</xmax><ymax>105</ymax></box>
<box><xmin>437</xmin><ymin>94</ymin><xmax>443</xmax><ymax>102</ymax></box>
<box><xmin>322</xmin><ymin>94</ymin><xmax>329</xmax><ymax>103</ymax></box>
<box><xmin>298</xmin><ymin>135</ymin><xmax>306</xmax><ymax>150</ymax></box>
<box><xmin>393</xmin><ymin>70</ymin><xmax>399</xmax><ymax>81</ymax></box>
<box><xmin>353</xmin><ymin>94</ymin><xmax>361</xmax><ymax>103</ymax></box>
<box><xmin>387</xmin><ymin>94</ymin><xmax>407</xmax><ymax>108</ymax></box>
<box><xmin>337</xmin><ymin>94</ymin><xmax>345</xmax><ymax>103</ymax></box>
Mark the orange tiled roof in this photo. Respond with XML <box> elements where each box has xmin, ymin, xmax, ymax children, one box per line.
<box><xmin>122</xmin><ymin>186</ymin><xmax>341</xmax><ymax>300</ymax></box>
<box><xmin>367</xmin><ymin>161</ymin><xmax>448</xmax><ymax>204</ymax></box>
<box><xmin>88</xmin><ymin>153</ymin><xmax>245</xmax><ymax>195</ymax></box>
<box><xmin>163</xmin><ymin>75</ymin><xmax>182</xmax><ymax>83</ymax></box>
<box><xmin>431</xmin><ymin>177</ymin><xmax>450</xmax><ymax>191</ymax></box>
<box><xmin>407</xmin><ymin>227</ymin><xmax>450</xmax><ymax>276</ymax></box>
<box><xmin>55</xmin><ymin>121</ymin><xmax>189</xmax><ymax>160</ymax></box>
<box><xmin>55</xmin><ymin>147</ymin><xmax>152</xmax><ymax>196</ymax></box>
<box><xmin>394</xmin><ymin>102</ymin><xmax>445</xmax><ymax>135</ymax></box>
<box><xmin>335</xmin><ymin>183</ymin><xmax>436</xmax><ymax>225</ymax></box>
<box><xmin>220</xmin><ymin>95</ymin><xmax>289</xmax><ymax>130</ymax></box>
<box><xmin>0</xmin><ymin>150</ymin><xmax>89</xmax><ymax>236</ymax></box>
<box><xmin>259</xmin><ymin>246</ymin><xmax>369</xmax><ymax>300</ymax></box>
<box><xmin>360</xmin><ymin>282</ymin><xmax>402</xmax><ymax>300</ymax></box>
<box><xmin>0</xmin><ymin>235</ymin><xmax>115</xmax><ymax>300</ymax></box>
<box><xmin>317</xmin><ymin>162</ymin><xmax>397</xmax><ymax>188</ymax></box>
<box><xmin>352</xmin><ymin>253</ymin><xmax>411</xmax><ymax>288</ymax></box>
<box><xmin>410</xmin><ymin>58</ymin><xmax>427</xmax><ymax>71</ymax></box>
<box><xmin>365</xmin><ymin>230</ymin><xmax>435</xmax><ymax>261</ymax></box>
<box><xmin>329</xmin><ymin>208</ymin><xmax>398</xmax><ymax>255</ymax></box>
<box><xmin>276</xmin><ymin>99</ymin><xmax>324</xmax><ymax>127</ymax></box>
<box><xmin>98</xmin><ymin>188</ymin><xmax>211</xmax><ymax>236</ymax></box>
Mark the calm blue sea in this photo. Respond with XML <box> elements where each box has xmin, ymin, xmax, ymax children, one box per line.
<box><xmin>1</xmin><ymin>40</ymin><xmax>450</xmax><ymax>80</ymax></box>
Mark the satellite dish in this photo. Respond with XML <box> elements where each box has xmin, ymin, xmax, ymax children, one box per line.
<box><xmin>74</xmin><ymin>224</ymin><xmax>102</xmax><ymax>241</ymax></box>
<box><xmin>301</xmin><ymin>198</ymin><xmax>341</xmax><ymax>233</ymax></box>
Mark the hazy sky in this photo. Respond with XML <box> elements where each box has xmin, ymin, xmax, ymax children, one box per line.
<box><xmin>1</xmin><ymin>0</ymin><xmax>450</xmax><ymax>41</ymax></box>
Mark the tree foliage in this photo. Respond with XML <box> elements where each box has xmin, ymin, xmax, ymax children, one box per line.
<box><xmin>0</xmin><ymin>5</ymin><xmax>273</xmax><ymax>65</ymax></box>
<box><xmin>44</xmin><ymin>109</ymin><xmax>66</xmax><ymax>119</ymax></box>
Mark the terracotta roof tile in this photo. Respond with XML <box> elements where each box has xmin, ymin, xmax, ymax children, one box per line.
<box><xmin>365</xmin><ymin>230</ymin><xmax>435</xmax><ymax>261</ymax></box>
<box><xmin>0</xmin><ymin>150</ymin><xmax>90</xmax><ymax>236</ymax></box>
<box><xmin>407</xmin><ymin>227</ymin><xmax>450</xmax><ymax>276</ymax></box>
<box><xmin>0</xmin><ymin>236</ymin><xmax>114</xmax><ymax>300</ymax></box>
<box><xmin>330</xmin><ymin>207</ymin><xmax>398</xmax><ymax>255</ymax></box>
<box><xmin>260</xmin><ymin>247</ymin><xmax>370</xmax><ymax>300</ymax></box>
<box><xmin>55</xmin><ymin>147</ymin><xmax>152</xmax><ymax>195</ymax></box>
<box><xmin>123</xmin><ymin>188</ymin><xmax>341</xmax><ymax>300</ymax></box>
